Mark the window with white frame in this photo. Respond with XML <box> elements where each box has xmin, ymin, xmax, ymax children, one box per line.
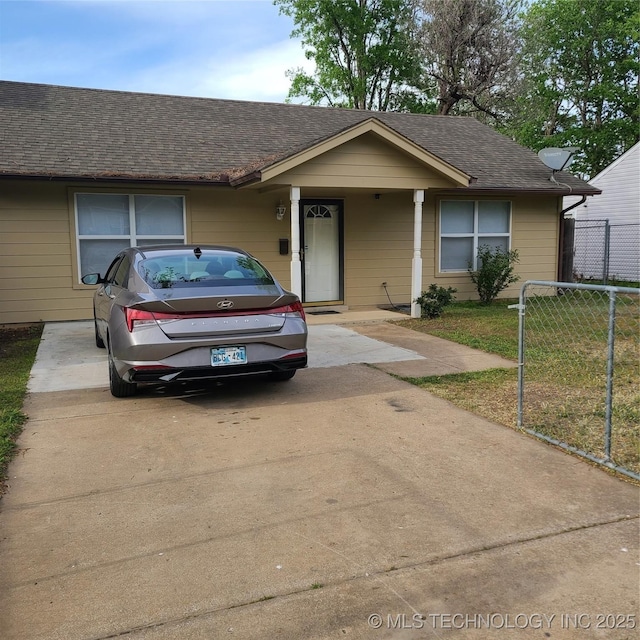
<box><xmin>75</xmin><ymin>193</ymin><xmax>186</xmax><ymax>278</ymax></box>
<box><xmin>439</xmin><ymin>200</ymin><xmax>511</xmax><ymax>272</ymax></box>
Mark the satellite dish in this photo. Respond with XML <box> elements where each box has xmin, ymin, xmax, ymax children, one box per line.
<box><xmin>538</xmin><ymin>147</ymin><xmax>579</xmax><ymax>172</ymax></box>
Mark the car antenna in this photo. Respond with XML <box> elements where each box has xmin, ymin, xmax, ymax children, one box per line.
<box><xmin>194</xmin><ymin>247</ymin><xmax>202</xmax><ymax>259</ymax></box>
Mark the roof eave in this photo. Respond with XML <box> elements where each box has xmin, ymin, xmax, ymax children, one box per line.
<box><xmin>433</xmin><ymin>186</ymin><xmax>602</xmax><ymax>197</ymax></box>
<box><xmin>0</xmin><ymin>172</ymin><xmax>601</xmax><ymax>196</ymax></box>
<box><xmin>0</xmin><ymin>171</ymin><xmax>231</xmax><ymax>186</ymax></box>
<box><xmin>228</xmin><ymin>172</ymin><xmax>262</xmax><ymax>188</ymax></box>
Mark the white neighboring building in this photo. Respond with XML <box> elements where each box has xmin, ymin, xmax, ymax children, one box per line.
<box><xmin>564</xmin><ymin>143</ymin><xmax>640</xmax><ymax>282</ymax></box>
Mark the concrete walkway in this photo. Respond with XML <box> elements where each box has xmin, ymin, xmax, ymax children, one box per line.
<box><xmin>1</xmin><ymin>315</ymin><xmax>638</xmax><ymax>639</ymax></box>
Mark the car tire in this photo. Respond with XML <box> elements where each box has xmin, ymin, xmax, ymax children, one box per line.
<box><xmin>108</xmin><ymin>346</ymin><xmax>137</xmax><ymax>398</ymax></box>
<box><xmin>94</xmin><ymin>317</ymin><xmax>105</xmax><ymax>349</ymax></box>
<box><xmin>269</xmin><ymin>370</ymin><xmax>296</xmax><ymax>382</ymax></box>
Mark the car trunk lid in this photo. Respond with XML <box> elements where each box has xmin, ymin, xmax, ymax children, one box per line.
<box><xmin>127</xmin><ymin>290</ymin><xmax>303</xmax><ymax>338</ymax></box>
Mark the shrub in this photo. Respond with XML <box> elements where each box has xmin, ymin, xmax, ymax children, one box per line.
<box><xmin>469</xmin><ymin>245</ymin><xmax>520</xmax><ymax>305</ymax></box>
<box><xmin>414</xmin><ymin>284</ymin><xmax>457</xmax><ymax>318</ymax></box>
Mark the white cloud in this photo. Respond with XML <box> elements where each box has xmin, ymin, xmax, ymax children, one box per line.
<box><xmin>128</xmin><ymin>37</ymin><xmax>314</xmax><ymax>102</ymax></box>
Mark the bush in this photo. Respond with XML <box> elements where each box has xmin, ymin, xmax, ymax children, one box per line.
<box><xmin>414</xmin><ymin>284</ymin><xmax>457</xmax><ymax>318</ymax></box>
<box><xmin>469</xmin><ymin>245</ymin><xmax>520</xmax><ymax>305</ymax></box>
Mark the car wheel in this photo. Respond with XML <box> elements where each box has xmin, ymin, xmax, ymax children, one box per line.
<box><xmin>94</xmin><ymin>317</ymin><xmax>105</xmax><ymax>349</ymax></box>
<box><xmin>269</xmin><ymin>370</ymin><xmax>296</xmax><ymax>382</ymax></box>
<box><xmin>108</xmin><ymin>346</ymin><xmax>137</xmax><ymax>398</ymax></box>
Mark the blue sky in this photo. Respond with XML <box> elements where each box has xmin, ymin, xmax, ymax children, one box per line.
<box><xmin>0</xmin><ymin>0</ymin><xmax>312</xmax><ymax>103</ymax></box>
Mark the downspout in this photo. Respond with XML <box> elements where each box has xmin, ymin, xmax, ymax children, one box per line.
<box><xmin>558</xmin><ymin>195</ymin><xmax>587</xmax><ymax>282</ymax></box>
<box><xmin>561</xmin><ymin>195</ymin><xmax>587</xmax><ymax>217</ymax></box>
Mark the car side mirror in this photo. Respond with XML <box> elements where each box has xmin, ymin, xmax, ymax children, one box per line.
<box><xmin>81</xmin><ymin>273</ymin><xmax>103</xmax><ymax>285</ymax></box>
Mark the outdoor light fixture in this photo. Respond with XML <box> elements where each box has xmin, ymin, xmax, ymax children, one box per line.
<box><xmin>276</xmin><ymin>203</ymin><xmax>287</xmax><ymax>221</ymax></box>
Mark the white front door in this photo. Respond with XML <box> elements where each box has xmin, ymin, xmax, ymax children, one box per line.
<box><xmin>303</xmin><ymin>203</ymin><xmax>341</xmax><ymax>302</ymax></box>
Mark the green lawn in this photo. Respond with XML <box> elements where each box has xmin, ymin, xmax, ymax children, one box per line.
<box><xmin>396</xmin><ymin>295</ymin><xmax>640</xmax><ymax>477</ymax></box>
<box><xmin>0</xmin><ymin>324</ymin><xmax>43</xmax><ymax>491</ymax></box>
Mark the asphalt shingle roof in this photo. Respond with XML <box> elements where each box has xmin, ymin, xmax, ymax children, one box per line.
<box><xmin>0</xmin><ymin>81</ymin><xmax>598</xmax><ymax>194</ymax></box>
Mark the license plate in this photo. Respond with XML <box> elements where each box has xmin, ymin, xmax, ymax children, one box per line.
<box><xmin>211</xmin><ymin>346</ymin><xmax>247</xmax><ymax>366</ymax></box>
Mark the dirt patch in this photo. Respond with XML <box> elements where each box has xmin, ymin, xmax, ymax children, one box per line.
<box><xmin>0</xmin><ymin>324</ymin><xmax>42</xmax><ymax>358</ymax></box>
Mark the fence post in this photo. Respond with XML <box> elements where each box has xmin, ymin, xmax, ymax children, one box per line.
<box><xmin>603</xmin><ymin>220</ymin><xmax>611</xmax><ymax>284</ymax></box>
<box><xmin>560</xmin><ymin>217</ymin><xmax>575</xmax><ymax>282</ymax></box>
<box><xmin>604</xmin><ymin>288</ymin><xmax>617</xmax><ymax>460</ymax></box>
<box><xmin>515</xmin><ymin>284</ymin><xmax>527</xmax><ymax>428</ymax></box>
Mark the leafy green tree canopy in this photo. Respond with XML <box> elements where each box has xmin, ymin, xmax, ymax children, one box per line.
<box><xmin>275</xmin><ymin>0</ymin><xmax>638</xmax><ymax>179</ymax></box>
<box><xmin>275</xmin><ymin>0</ymin><xmax>425</xmax><ymax>110</ymax></box>
<box><xmin>509</xmin><ymin>0</ymin><xmax>639</xmax><ymax>178</ymax></box>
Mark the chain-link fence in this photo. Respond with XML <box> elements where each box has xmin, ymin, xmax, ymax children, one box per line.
<box><xmin>514</xmin><ymin>281</ymin><xmax>640</xmax><ymax>480</ymax></box>
<box><xmin>573</xmin><ymin>220</ymin><xmax>640</xmax><ymax>284</ymax></box>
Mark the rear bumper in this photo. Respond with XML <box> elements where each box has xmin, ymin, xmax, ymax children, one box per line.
<box><xmin>129</xmin><ymin>354</ymin><xmax>307</xmax><ymax>383</ymax></box>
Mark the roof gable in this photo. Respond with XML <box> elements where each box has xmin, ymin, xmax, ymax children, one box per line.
<box><xmin>250</xmin><ymin>118</ymin><xmax>470</xmax><ymax>188</ymax></box>
<box><xmin>252</xmin><ymin>128</ymin><xmax>466</xmax><ymax>191</ymax></box>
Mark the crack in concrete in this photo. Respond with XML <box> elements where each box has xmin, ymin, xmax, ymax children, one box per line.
<box><xmin>26</xmin><ymin>514</ymin><xmax>640</xmax><ymax>640</ymax></box>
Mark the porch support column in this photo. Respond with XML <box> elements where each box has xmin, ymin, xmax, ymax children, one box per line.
<box><xmin>411</xmin><ymin>189</ymin><xmax>425</xmax><ymax>319</ymax></box>
<box><xmin>290</xmin><ymin>186</ymin><xmax>302</xmax><ymax>298</ymax></box>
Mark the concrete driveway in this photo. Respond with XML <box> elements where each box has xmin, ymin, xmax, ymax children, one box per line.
<box><xmin>25</xmin><ymin>312</ymin><xmax>517</xmax><ymax>393</ymax></box>
<box><xmin>1</xmin><ymin>316</ymin><xmax>638</xmax><ymax>639</ymax></box>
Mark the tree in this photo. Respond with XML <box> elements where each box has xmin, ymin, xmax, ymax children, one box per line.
<box><xmin>416</xmin><ymin>0</ymin><xmax>522</xmax><ymax>122</ymax></box>
<box><xmin>275</xmin><ymin>0</ymin><xmax>424</xmax><ymax>110</ymax></box>
<box><xmin>505</xmin><ymin>0</ymin><xmax>639</xmax><ymax>179</ymax></box>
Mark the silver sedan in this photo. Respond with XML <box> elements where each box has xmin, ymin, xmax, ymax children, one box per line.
<box><xmin>82</xmin><ymin>245</ymin><xmax>307</xmax><ymax>397</ymax></box>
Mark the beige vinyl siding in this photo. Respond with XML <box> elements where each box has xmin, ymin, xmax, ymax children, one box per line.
<box><xmin>343</xmin><ymin>191</ymin><xmax>415</xmax><ymax>307</ymax></box>
<box><xmin>338</xmin><ymin>191</ymin><xmax>555</xmax><ymax>307</ymax></box>
<box><xmin>189</xmin><ymin>187</ymin><xmax>292</xmax><ymax>286</ymax></box>
<box><xmin>430</xmin><ymin>194</ymin><xmax>559</xmax><ymax>301</ymax></box>
<box><xmin>273</xmin><ymin>134</ymin><xmax>457</xmax><ymax>190</ymax></box>
<box><xmin>343</xmin><ymin>193</ymin><xmax>557</xmax><ymax>306</ymax></box>
<box><xmin>511</xmin><ymin>195</ymin><xmax>559</xmax><ymax>291</ymax></box>
<box><xmin>0</xmin><ymin>180</ymin><xmax>88</xmax><ymax>324</ymax></box>
<box><xmin>0</xmin><ymin>177</ymin><xmax>561</xmax><ymax>323</ymax></box>
<box><xmin>0</xmin><ymin>181</ymin><xmax>292</xmax><ymax>324</ymax></box>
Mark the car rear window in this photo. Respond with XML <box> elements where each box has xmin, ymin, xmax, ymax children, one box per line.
<box><xmin>138</xmin><ymin>252</ymin><xmax>275</xmax><ymax>289</ymax></box>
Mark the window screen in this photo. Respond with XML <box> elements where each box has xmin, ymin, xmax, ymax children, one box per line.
<box><xmin>440</xmin><ymin>200</ymin><xmax>512</xmax><ymax>271</ymax></box>
<box><xmin>76</xmin><ymin>193</ymin><xmax>185</xmax><ymax>279</ymax></box>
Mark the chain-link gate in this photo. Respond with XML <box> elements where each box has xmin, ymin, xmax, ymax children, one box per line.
<box><xmin>513</xmin><ymin>281</ymin><xmax>640</xmax><ymax>480</ymax></box>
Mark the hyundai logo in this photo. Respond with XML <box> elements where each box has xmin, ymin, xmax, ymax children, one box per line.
<box><xmin>217</xmin><ymin>300</ymin><xmax>234</xmax><ymax>309</ymax></box>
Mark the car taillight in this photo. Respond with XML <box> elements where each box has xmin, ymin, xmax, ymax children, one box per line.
<box><xmin>290</xmin><ymin>300</ymin><xmax>306</xmax><ymax>321</ymax></box>
<box><xmin>126</xmin><ymin>308</ymin><xmax>187</xmax><ymax>331</ymax></box>
<box><xmin>125</xmin><ymin>308</ymin><xmax>160</xmax><ymax>332</ymax></box>
<box><xmin>124</xmin><ymin>308</ymin><xmax>185</xmax><ymax>333</ymax></box>
<box><xmin>270</xmin><ymin>301</ymin><xmax>306</xmax><ymax>321</ymax></box>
